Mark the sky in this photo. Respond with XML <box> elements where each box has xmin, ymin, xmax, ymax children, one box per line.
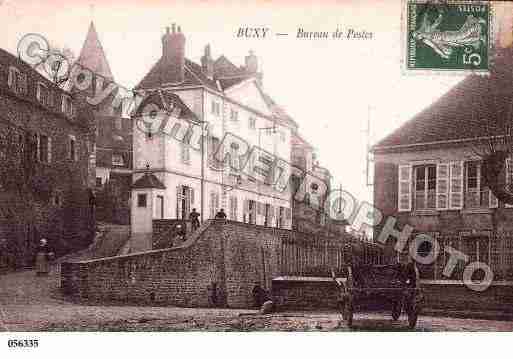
<box><xmin>1</xmin><ymin>0</ymin><xmax>512</xmax><ymax>204</ymax></box>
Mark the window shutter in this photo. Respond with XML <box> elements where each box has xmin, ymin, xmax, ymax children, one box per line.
<box><xmin>75</xmin><ymin>141</ymin><xmax>79</xmax><ymax>161</ymax></box>
<box><xmin>243</xmin><ymin>199</ymin><xmax>249</xmax><ymax>214</ymax></box>
<box><xmin>436</xmin><ymin>163</ymin><xmax>449</xmax><ymax>210</ymax></box>
<box><xmin>269</xmin><ymin>205</ymin><xmax>275</xmax><ymax>220</ymax></box>
<box><xmin>190</xmin><ymin>188</ymin><xmax>195</xmax><ymax>205</ymax></box>
<box><xmin>35</xmin><ymin>133</ymin><xmax>40</xmax><ymax>162</ymax></box>
<box><xmin>175</xmin><ymin>185</ymin><xmax>181</xmax><ymax>219</ymax></box>
<box><xmin>505</xmin><ymin>158</ymin><xmax>513</xmax><ymax>208</ymax></box>
<box><xmin>285</xmin><ymin>207</ymin><xmax>292</xmax><ymax>220</ymax></box>
<box><xmin>47</xmin><ymin>137</ymin><xmax>52</xmax><ymax>163</ymax></box>
<box><xmin>398</xmin><ymin>165</ymin><xmax>412</xmax><ymax>212</ymax></box>
<box><xmin>449</xmin><ymin>161</ymin><xmax>464</xmax><ymax>209</ymax></box>
<box><xmin>489</xmin><ymin>189</ymin><xmax>499</xmax><ymax>208</ymax></box>
<box><xmin>7</xmin><ymin>68</ymin><xmax>13</xmax><ymax>88</ymax></box>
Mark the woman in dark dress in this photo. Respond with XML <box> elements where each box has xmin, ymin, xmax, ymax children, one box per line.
<box><xmin>35</xmin><ymin>238</ymin><xmax>54</xmax><ymax>276</ymax></box>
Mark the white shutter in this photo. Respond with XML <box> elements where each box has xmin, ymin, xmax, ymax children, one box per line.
<box><xmin>398</xmin><ymin>164</ymin><xmax>412</xmax><ymax>212</ymax></box>
<box><xmin>489</xmin><ymin>189</ymin><xmax>499</xmax><ymax>208</ymax></box>
<box><xmin>75</xmin><ymin>141</ymin><xmax>79</xmax><ymax>161</ymax></box>
<box><xmin>505</xmin><ymin>158</ymin><xmax>513</xmax><ymax>208</ymax></box>
<box><xmin>436</xmin><ymin>163</ymin><xmax>449</xmax><ymax>210</ymax></box>
<box><xmin>176</xmin><ymin>186</ymin><xmax>182</xmax><ymax>219</ymax></box>
<box><xmin>47</xmin><ymin>137</ymin><xmax>52</xmax><ymax>163</ymax></box>
<box><xmin>36</xmin><ymin>84</ymin><xmax>41</xmax><ymax>102</ymax></box>
<box><xmin>190</xmin><ymin>188</ymin><xmax>195</xmax><ymax>206</ymax></box>
<box><xmin>7</xmin><ymin>68</ymin><xmax>13</xmax><ymax>88</ymax></box>
<box><xmin>449</xmin><ymin>161</ymin><xmax>464</xmax><ymax>209</ymax></box>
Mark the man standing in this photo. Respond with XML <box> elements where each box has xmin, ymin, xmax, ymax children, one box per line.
<box><xmin>189</xmin><ymin>208</ymin><xmax>200</xmax><ymax>231</ymax></box>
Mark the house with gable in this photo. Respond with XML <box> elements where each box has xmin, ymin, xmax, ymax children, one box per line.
<box><xmin>372</xmin><ymin>41</ymin><xmax>513</xmax><ymax>286</ymax></box>
<box><xmin>129</xmin><ymin>24</ymin><xmax>340</xmax><ymax>250</ymax></box>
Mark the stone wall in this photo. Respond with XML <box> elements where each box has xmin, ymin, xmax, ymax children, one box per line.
<box><xmin>61</xmin><ymin>219</ymin><xmax>361</xmax><ymax>308</ymax></box>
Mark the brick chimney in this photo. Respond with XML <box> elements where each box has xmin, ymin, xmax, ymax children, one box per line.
<box><xmin>161</xmin><ymin>23</ymin><xmax>185</xmax><ymax>84</ymax></box>
<box><xmin>245</xmin><ymin>50</ymin><xmax>258</xmax><ymax>74</ymax></box>
<box><xmin>201</xmin><ymin>44</ymin><xmax>214</xmax><ymax>79</ymax></box>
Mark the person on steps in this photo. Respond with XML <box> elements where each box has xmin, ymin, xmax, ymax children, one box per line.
<box><xmin>189</xmin><ymin>208</ymin><xmax>200</xmax><ymax>231</ymax></box>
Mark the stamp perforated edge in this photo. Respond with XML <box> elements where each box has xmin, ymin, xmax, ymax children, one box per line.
<box><xmin>400</xmin><ymin>0</ymin><xmax>495</xmax><ymax>77</ymax></box>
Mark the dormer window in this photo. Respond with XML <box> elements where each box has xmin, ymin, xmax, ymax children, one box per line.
<box><xmin>211</xmin><ymin>101</ymin><xmax>220</xmax><ymax>116</ymax></box>
<box><xmin>62</xmin><ymin>95</ymin><xmax>73</xmax><ymax>116</ymax></box>
<box><xmin>7</xmin><ymin>66</ymin><xmax>27</xmax><ymax>94</ymax></box>
<box><xmin>37</xmin><ymin>82</ymin><xmax>53</xmax><ymax>107</ymax></box>
<box><xmin>230</xmin><ymin>109</ymin><xmax>239</xmax><ymax>122</ymax></box>
<box><xmin>249</xmin><ymin>117</ymin><xmax>256</xmax><ymax>130</ymax></box>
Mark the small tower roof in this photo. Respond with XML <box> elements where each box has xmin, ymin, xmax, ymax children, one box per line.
<box><xmin>77</xmin><ymin>22</ymin><xmax>114</xmax><ymax>81</ymax></box>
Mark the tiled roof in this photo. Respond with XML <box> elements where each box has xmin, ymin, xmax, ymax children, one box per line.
<box><xmin>213</xmin><ymin>55</ymin><xmax>246</xmax><ymax>78</ymax></box>
<box><xmin>373</xmin><ymin>47</ymin><xmax>513</xmax><ymax>152</ymax></box>
<box><xmin>133</xmin><ymin>89</ymin><xmax>198</xmax><ymax>123</ymax></box>
<box><xmin>218</xmin><ymin>77</ymin><xmax>248</xmax><ymax>90</ymax></box>
<box><xmin>132</xmin><ymin>172</ymin><xmax>166</xmax><ymax>189</ymax></box>
<box><xmin>136</xmin><ymin>57</ymin><xmax>219</xmax><ymax>91</ymax></box>
<box><xmin>259</xmin><ymin>89</ymin><xmax>299</xmax><ymax>129</ymax></box>
<box><xmin>76</xmin><ymin>22</ymin><xmax>114</xmax><ymax>81</ymax></box>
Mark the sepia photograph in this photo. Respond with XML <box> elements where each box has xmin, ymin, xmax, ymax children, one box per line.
<box><xmin>1</xmin><ymin>0</ymin><xmax>513</xmax><ymax>356</ymax></box>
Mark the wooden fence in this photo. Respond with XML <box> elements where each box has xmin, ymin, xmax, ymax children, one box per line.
<box><xmin>418</xmin><ymin>232</ymin><xmax>513</xmax><ymax>281</ymax></box>
<box><xmin>280</xmin><ymin>236</ymin><xmax>385</xmax><ymax>277</ymax></box>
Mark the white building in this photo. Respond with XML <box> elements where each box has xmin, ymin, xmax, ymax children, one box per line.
<box><xmin>130</xmin><ymin>24</ymin><xmax>299</xmax><ymax>245</ymax></box>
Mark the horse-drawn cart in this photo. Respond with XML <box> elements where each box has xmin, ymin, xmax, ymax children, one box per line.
<box><xmin>333</xmin><ymin>263</ymin><xmax>424</xmax><ymax>329</ymax></box>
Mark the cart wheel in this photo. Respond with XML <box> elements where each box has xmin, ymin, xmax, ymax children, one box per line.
<box><xmin>407</xmin><ymin>304</ymin><xmax>418</xmax><ymax>329</ymax></box>
<box><xmin>344</xmin><ymin>301</ymin><xmax>353</xmax><ymax>328</ymax></box>
<box><xmin>391</xmin><ymin>301</ymin><xmax>401</xmax><ymax>321</ymax></box>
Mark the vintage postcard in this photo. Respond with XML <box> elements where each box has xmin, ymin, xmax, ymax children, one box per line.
<box><xmin>1</xmin><ymin>0</ymin><xmax>513</xmax><ymax>357</ymax></box>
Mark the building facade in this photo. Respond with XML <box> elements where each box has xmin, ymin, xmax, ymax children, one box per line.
<box><xmin>372</xmin><ymin>44</ymin><xmax>513</xmax><ymax>282</ymax></box>
<box><xmin>130</xmin><ymin>24</ymin><xmax>341</xmax><ymax>248</ymax></box>
<box><xmin>0</xmin><ymin>48</ymin><xmax>95</xmax><ymax>271</ymax></box>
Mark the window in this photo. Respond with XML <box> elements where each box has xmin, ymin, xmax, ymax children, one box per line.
<box><xmin>137</xmin><ymin>193</ymin><xmax>147</xmax><ymax>207</ymax></box>
<box><xmin>246</xmin><ymin>199</ymin><xmax>256</xmax><ymax>224</ymax></box>
<box><xmin>249</xmin><ymin>117</ymin><xmax>256</xmax><ymax>130</ymax></box>
<box><xmin>7</xmin><ymin>66</ymin><xmax>27</xmax><ymax>94</ymax></box>
<box><xmin>465</xmin><ymin>161</ymin><xmax>496</xmax><ymax>208</ymax></box>
<box><xmin>114</xmin><ymin>117</ymin><xmax>122</xmax><ymax>131</ymax></box>
<box><xmin>95</xmin><ymin>177</ymin><xmax>102</xmax><ymax>188</ymax></box>
<box><xmin>229</xmin><ymin>196</ymin><xmax>238</xmax><ymax>221</ymax></box>
<box><xmin>181</xmin><ymin>143</ymin><xmax>190</xmax><ymax>164</ymax></box>
<box><xmin>208</xmin><ymin>136</ymin><xmax>222</xmax><ymax>168</ymax></box>
<box><xmin>279</xmin><ymin>130</ymin><xmax>286</xmax><ymax>142</ymax></box>
<box><xmin>176</xmin><ymin>185</ymin><xmax>194</xmax><ymax>220</ymax></box>
<box><xmin>264</xmin><ymin>203</ymin><xmax>271</xmax><ymax>227</ymax></box>
<box><xmin>37</xmin><ymin>83</ymin><xmax>53</xmax><ymax>106</ymax></box>
<box><xmin>62</xmin><ymin>95</ymin><xmax>73</xmax><ymax>116</ymax></box>
<box><xmin>209</xmin><ymin>191</ymin><xmax>220</xmax><ymax>218</ymax></box>
<box><xmin>413</xmin><ymin>164</ymin><xmax>436</xmax><ymax>210</ymax></box>
<box><xmin>211</xmin><ymin>101</ymin><xmax>220</xmax><ymax>116</ymax></box>
<box><xmin>230</xmin><ymin>142</ymin><xmax>239</xmax><ymax>171</ymax></box>
<box><xmin>112</xmin><ymin>154</ymin><xmax>124</xmax><ymax>166</ymax></box>
<box><xmin>54</xmin><ymin>193</ymin><xmax>61</xmax><ymax>206</ymax></box>
<box><xmin>38</xmin><ymin>134</ymin><xmax>50</xmax><ymax>163</ymax></box>
<box><xmin>68</xmin><ymin>135</ymin><xmax>77</xmax><ymax>160</ymax></box>
<box><xmin>278</xmin><ymin>206</ymin><xmax>285</xmax><ymax>228</ymax></box>
<box><xmin>230</xmin><ymin>109</ymin><xmax>239</xmax><ymax>122</ymax></box>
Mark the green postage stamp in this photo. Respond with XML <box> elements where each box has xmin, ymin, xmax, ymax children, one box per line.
<box><xmin>406</xmin><ymin>1</ymin><xmax>492</xmax><ymax>72</ymax></box>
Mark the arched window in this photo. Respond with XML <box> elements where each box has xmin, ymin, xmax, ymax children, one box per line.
<box><xmin>7</xmin><ymin>66</ymin><xmax>27</xmax><ymax>94</ymax></box>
